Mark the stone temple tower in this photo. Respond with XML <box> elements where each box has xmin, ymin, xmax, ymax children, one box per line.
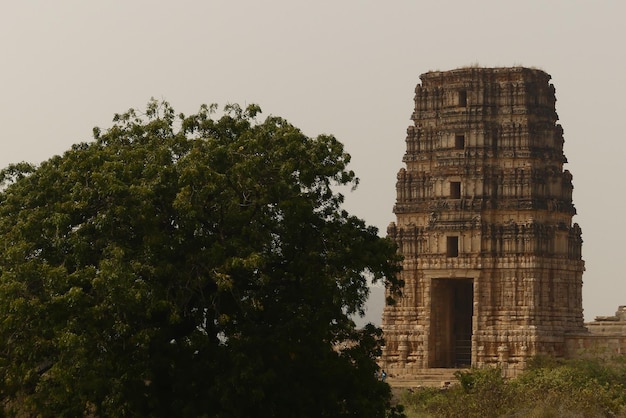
<box><xmin>381</xmin><ymin>67</ymin><xmax>585</xmax><ymax>376</ymax></box>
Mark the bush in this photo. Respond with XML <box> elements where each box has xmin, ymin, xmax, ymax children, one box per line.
<box><xmin>400</xmin><ymin>357</ymin><xmax>626</xmax><ymax>418</ymax></box>
<box><xmin>400</xmin><ymin>367</ymin><xmax>513</xmax><ymax>418</ymax></box>
<box><xmin>511</xmin><ymin>357</ymin><xmax>626</xmax><ymax>417</ymax></box>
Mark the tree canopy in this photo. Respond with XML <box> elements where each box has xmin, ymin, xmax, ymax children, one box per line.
<box><xmin>0</xmin><ymin>100</ymin><xmax>403</xmax><ymax>417</ymax></box>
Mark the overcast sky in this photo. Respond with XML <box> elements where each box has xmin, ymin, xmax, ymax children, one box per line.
<box><xmin>1</xmin><ymin>1</ymin><xmax>624</xmax><ymax>324</ymax></box>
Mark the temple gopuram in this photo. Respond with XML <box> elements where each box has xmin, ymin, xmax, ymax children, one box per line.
<box><xmin>381</xmin><ymin>67</ymin><xmax>598</xmax><ymax>377</ymax></box>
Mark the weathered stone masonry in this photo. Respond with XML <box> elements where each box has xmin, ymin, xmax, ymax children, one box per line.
<box><xmin>381</xmin><ymin>67</ymin><xmax>587</xmax><ymax>376</ymax></box>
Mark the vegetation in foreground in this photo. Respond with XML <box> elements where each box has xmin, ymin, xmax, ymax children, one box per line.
<box><xmin>0</xmin><ymin>101</ymin><xmax>404</xmax><ymax>417</ymax></box>
<box><xmin>400</xmin><ymin>355</ymin><xmax>626</xmax><ymax>418</ymax></box>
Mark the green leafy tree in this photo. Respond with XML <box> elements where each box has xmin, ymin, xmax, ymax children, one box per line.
<box><xmin>0</xmin><ymin>101</ymin><xmax>403</xmax><ymax>417</ymax></box>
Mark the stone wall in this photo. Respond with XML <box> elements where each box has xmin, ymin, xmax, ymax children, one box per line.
<box><xmin>565</xmin><ymin>307</ymin><xmax>626</xmax><ymax>358</ymax></box>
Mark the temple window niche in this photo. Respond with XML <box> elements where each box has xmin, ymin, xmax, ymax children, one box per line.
<box><xmin>455</xmin><ymin>134</ymin><xmax>465</xmax><ymax>149</ymax></box>
<box><xmin>450</xmin><ymin>181</ymin><xmax>461</xmax><ymax>199</ymax></box>
<box><xmin>446</xmin><ymin>236</ymin><xmax>459</xmax><ymax>257</ymax></box>
<box><xmin>458</xmin><ymin>90</ymin><xmax>467</xmax><ymax>107</ymax></box>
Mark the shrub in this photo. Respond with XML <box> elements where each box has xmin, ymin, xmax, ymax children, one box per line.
<box><xmin>400</xmin><ymin>357</ymin><xmax>626</xmax><ymax>418</ymax></box>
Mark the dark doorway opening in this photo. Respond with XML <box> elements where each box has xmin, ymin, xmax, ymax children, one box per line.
<box><xmin>429</xmin><ymin>278</ymin><xmax>473</xmax><ymax>368</ymax></box>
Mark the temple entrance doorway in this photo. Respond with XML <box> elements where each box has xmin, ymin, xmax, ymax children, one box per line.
<box><xmin>429</xmin><ymin>278</ymin><xmax>473</xmax><ymax>368</ymax></box>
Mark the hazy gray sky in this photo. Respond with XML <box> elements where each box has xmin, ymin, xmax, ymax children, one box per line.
<box><xmin>1</xmin><ymin>1</ymin><xmax>624</xmax><ymax>323</ymax></box>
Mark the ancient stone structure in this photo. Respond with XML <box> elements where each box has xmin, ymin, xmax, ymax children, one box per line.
<box><xmin>566</xmin><ymin>307</ymin><xmax>626</xmax><ymax>357</ymax></box>
<box><xmin>381</xmin><ymin>67</ymin><xmax>586</xmax><ymax>376</ymax></box>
